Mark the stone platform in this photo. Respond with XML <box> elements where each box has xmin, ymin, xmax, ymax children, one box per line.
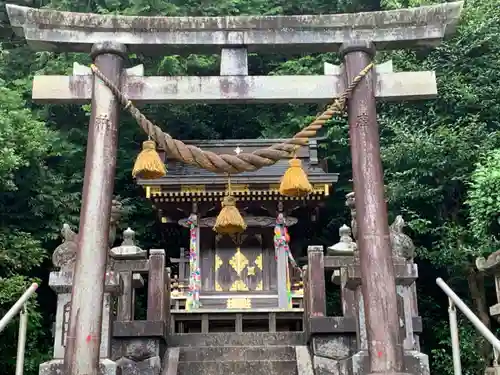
<box><xmin>163</xmin><ymin>332</ymin><xmax>312</xmax><ymax>375</ymax></box>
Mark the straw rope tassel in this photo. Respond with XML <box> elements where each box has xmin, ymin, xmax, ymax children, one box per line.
<box><xmin>279</xmin><ymin>157</ymin><xmax>312</xmax><ymax>197</ymax></box>
<box><xmin>213</xmin><ymin>176</ymin><xmax>247</xmax><ymax>234</ymax></box>
<box><xmin>131</xmin><ymin>139</ymin><xmax>166</xmax><ymax>180</ymax></box>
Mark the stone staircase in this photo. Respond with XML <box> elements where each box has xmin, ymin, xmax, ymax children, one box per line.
<box><xmin>162</xmin><ymin>332</ymin><xmax>313</xmax><ymax>375</ymax></box>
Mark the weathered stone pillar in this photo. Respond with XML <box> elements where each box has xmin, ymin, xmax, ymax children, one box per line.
<box><xmin>64</xmin><ymin>41</ymin><xmax>126</xmax><ymax>375</ymax></box>
<box><xmin>342</xmin><ymin>42</ymin><xmax>404</xmax><ymax>375</ymax></box>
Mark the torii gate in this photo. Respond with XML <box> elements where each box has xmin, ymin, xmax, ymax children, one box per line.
<box><xmin>6</xmin><ymin>3</ymin><xmax>463</xmax><ymax>375</ymax></box>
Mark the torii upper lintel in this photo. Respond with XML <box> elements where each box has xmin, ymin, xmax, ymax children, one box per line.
<box><xmin>6</xmin><ymin>2</ymin><xmax>463</xmax><ymax>55</ymax></box>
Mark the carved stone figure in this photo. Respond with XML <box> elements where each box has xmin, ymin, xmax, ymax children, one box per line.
<box><xmin>476</xmin><ymin>249</ymin><xmax>500</xmax><ymax>273</ymax></box>
<box><xmin>389</xmin><ymin>215</ymin><xmax>415</xmax><ymax>260</ymax></box>
<box><xmin>52</xmin><ymin>224</ymin><xmax>79</xmax><ymax>270</ymax></box>
<box><xmin>346</xmin><ymin>192</ymin><xmax>414</xmax><ymax>260</ymax></box>
<box><xmin>345</xmin><ymin>192</ymin><xmax>357</xmax><ymax>240</ymax></box>
<box><xmin>109</xmin><ymin>198</ymin><xmax>124</xmax><ymax>247</ymax></box>
<box><xmin>53</xmin><ymin>198</ymin><xmax>125</xmax><ymax>270</ymax></box>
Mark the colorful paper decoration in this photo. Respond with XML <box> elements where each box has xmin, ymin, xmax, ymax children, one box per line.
<box><xmin>274</xmin><ymin>213</ymin><xmax>299</xmax><ymax>308</ymax></box>
<box><xmin>186</xmin><ymin>214</ymin><xmax>201</xmax><ymax>311</ymax></box>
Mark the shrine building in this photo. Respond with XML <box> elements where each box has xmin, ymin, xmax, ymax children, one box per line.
<box><xmin>137</xmin><ymin>138</ymin><xmax>337</xmax><ymax>333</ymax></box>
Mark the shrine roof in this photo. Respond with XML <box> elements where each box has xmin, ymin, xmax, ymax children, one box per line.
<box><xmin>137</xmin><ymin>138</ymin><xmax>338</xmax><ymax>201</ymax></box>
<box><xmin>137</xmin><ymin>138</ymin><xmax>337</xmax><ymax>185</ymax></box>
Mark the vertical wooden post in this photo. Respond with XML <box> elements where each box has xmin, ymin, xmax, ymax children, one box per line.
<box><xmin>165</xmin><ymin>267</ymin><xmax>171</xmax><ymax>333</ymax></box>
<box><xmin>342</xmin><ymin>41</ymin><xmax>404</xmax><ymax>374</ymax></box>
<box><xmin>307</xmin><ymin>246</ymin><xmax>326</xmax><ymax>317</ymax></box>
<box><xmin>148</xmin><ymin>249</ymin><xmax>167</xmax><ymax>321</ymax></box>
<box><xmin>64</xmin><ymin>41</ymin><xmax>126</xmax><ymax>375</ymax></box>
<box><xmin>117</xmin><ymin>271</ymin><xmax>133</xmax><ymax>321</ymax></box>
<box><xmin>276</xmin><ymin>208</ymin><xmax>289</xmax><ymax>308</ymax></box>
<box><xmin>302</xmin><ymin>265</ymin><xmax>310</xmax><ymax>337</ymax></box>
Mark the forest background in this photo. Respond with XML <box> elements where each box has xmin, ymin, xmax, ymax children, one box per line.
<box><xmin>1</xmin><ymin>0</ymin><xmax>500</xmax><ymax>374</ymax></box>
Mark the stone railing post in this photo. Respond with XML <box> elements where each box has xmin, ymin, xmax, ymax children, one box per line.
<box><xmin>109</xmin><ymin>228</ymin><xmax>147</xmax><ymax>322</ymax></box>
<box><xmin>307</xmin><ymin>246</ymin><xmax>326</xmax><ymax>317</ymax></box>
<box><xmin>147</xmin><ymin>249</ymin><xmax>167</xmax><ymax>322</ymax></box>
<box><xmin>111</xmin><ymin>248</ymin><xmax>166</xmax><ymax>375</ymax></box>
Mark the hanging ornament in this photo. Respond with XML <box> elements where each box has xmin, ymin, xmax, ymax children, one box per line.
<box><xmin>279</xmin><ymin>157</ymin><xmax>312</xmax><ymax>197</ymax></box>
<box><xmin>132</xmin><ymin>139</ymin><xmax>166</xmax><ymax>180</ymax></box>
<box><xmin>213</xmin><ymin>175</ymin><xmax>247</xmax><ymax>234</ymax></box>
<box><xmin>186</xmin><ymin>214</ymin><xmax>201</xmax><ymax>310</ymax></box>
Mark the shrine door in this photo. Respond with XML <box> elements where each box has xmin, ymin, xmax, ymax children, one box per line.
<box><xmin>214</xmin><ymin>233</ymin><xmax>264</xmax><ymax>293</ymax></box>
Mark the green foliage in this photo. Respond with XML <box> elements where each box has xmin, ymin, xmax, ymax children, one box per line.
<box><xmin>431</xmin><ymin>319</ymin><xmax>487</xmax><ymax>375</ymax></box>
<box><xmin>0</xmin><ymin>81</ymin><xmax>53</xmax><ymax>191</ymax></box>
<box><xmin>468</xmin><ymin>150</ymin><xmax>500</xmax><ymax>245</ymax></box>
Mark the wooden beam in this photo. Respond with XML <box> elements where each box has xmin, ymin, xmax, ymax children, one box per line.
<box><xmin>32</xmin><ymin>71</ymin><xmax>437</xmax><ymax>105</ymax></box>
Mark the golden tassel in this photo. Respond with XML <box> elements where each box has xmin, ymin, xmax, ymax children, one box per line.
<box><xmin>213</xmin><ymin>195</ymin><xmax>247</xmax><ymax>234</ymax></box>
<box><xmin>132</xmin><ymin>140</ymin><xmax>166</xmax><ymax>180</ymax></box>
<box><xmin>213</xmin><ymin>176</ymin><xmax>247</xmax><ymax>234</ymax></box>
<box><xmin>279</xmin><ymin>158</ymin><xmax>312</xmax><ymax>197</ymax></box>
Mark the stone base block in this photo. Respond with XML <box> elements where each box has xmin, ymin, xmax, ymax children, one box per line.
<box><xmin>313</xmin><ymin>350</ymin><xmax>429</xmax><ymax>375</ymax></box>
<box><xmin>351</xmin><ymin>351</ymin><xmax>430</xmax><ymax>375</ymax></box>
<box><xmin>116</xmin><ymin>356</ymin><xmax>161</xmax><ymax>375</ymax></box>
<box><xmin>111</xmin><ymin>338</ymin><xmax>161</xmax><ymax>361</ymax></box>
<box><xmin>485</xmin><ymin>367</ymin><xmax>500</xmax><ymax>375</ymax></box>
<box><xmin>39</xmin><ymin>359</ymin><xmax>119</xmax><ymax>375</ymax></box>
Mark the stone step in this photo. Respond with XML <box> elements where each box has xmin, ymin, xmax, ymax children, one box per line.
<box><xmin>177</xmin><ymin>360</ymin><xmax>298</xmax><ymax>375</ymax></box>
<box><xmin>168</xmin><ymin>331</ymin><xmax>306</xmax><ymax>347</ymax></box>
<box><xmin>179</xmin><ymin>345</ymin><xmax>296</xmax><ymax>362</ymax></box>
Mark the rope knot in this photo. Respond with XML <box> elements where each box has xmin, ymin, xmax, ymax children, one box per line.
<box><xmin>222</xmin><ymin>195</ymin><xmax>236</xmax><ymax>207</ymax></box>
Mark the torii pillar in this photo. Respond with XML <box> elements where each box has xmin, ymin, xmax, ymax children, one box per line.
<box><xmin>6</xmin><ymin>3</ymin><xmax>463</xmax><ymax>375</ymax></box>
<box><xmin>345</xmin><ymin>43</ymin><xmax>404</xmax><ymax>374</ymax></box>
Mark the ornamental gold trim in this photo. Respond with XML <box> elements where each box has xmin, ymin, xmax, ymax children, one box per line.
<box><xmin>215</xmin><ymin>254</ymin><xmax>223</xmax><ymax>271</ymax></box>
<box><xmin>215</xmin><ymin>281</ymin><xmax>223</xmax><ymax>291</ymax></box>
<box><xmin>181</xmin><ymin>185</ymin><xmax>206</xmax><ymax>193</ymax></box>
<box><xmin>149</xmin><ymin>184</ymin><xmax>332</xmax><ymax>202</ymax></box>
<box><xmin>229</xmin><ymin>248</ymin><xmax>248</xmax><ymax>276</ymax></box>
<box><xmin>247</xmin><ymin>266</ymin><xmax>256</xmax><ymax>276</ymax></box>
<box><xmin>145</xmin><ymin>186</ymin><xmax>162</xmax><ymax>198</ymax></box>
<box><xmin>230</xmin><ymin>279</ymin><xmax>249</xmax><ymax>291</ymax></box>
<box><xmin>255</xmin><ymin>280</ymin><xmax>263</xmax><ymax>291</ymax></box>
<box><xmin>225</xmin><ymin>183</ymin><xmax>250</xmax><ymax>193</ymax></box>
<box><xmin>226</xmin><ymin>298</ymin><xmax>252</xmax><ymax>309</ymax></box>
<box><xmin>255</xmin><ymin>254</ymin><xmax>263</xmax><ymax>270</ymax></box>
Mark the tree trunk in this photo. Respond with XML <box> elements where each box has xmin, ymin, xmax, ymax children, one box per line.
<box><xmin>468</xmin><ymin>267</ymin><xmax>492</xmax><ymax>365</ymax></box>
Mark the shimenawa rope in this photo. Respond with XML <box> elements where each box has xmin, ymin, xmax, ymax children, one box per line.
<box><xmin>90</xmin><ymin>63</ymin><xmax>373</xmax><ymax>174</ymax></box>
